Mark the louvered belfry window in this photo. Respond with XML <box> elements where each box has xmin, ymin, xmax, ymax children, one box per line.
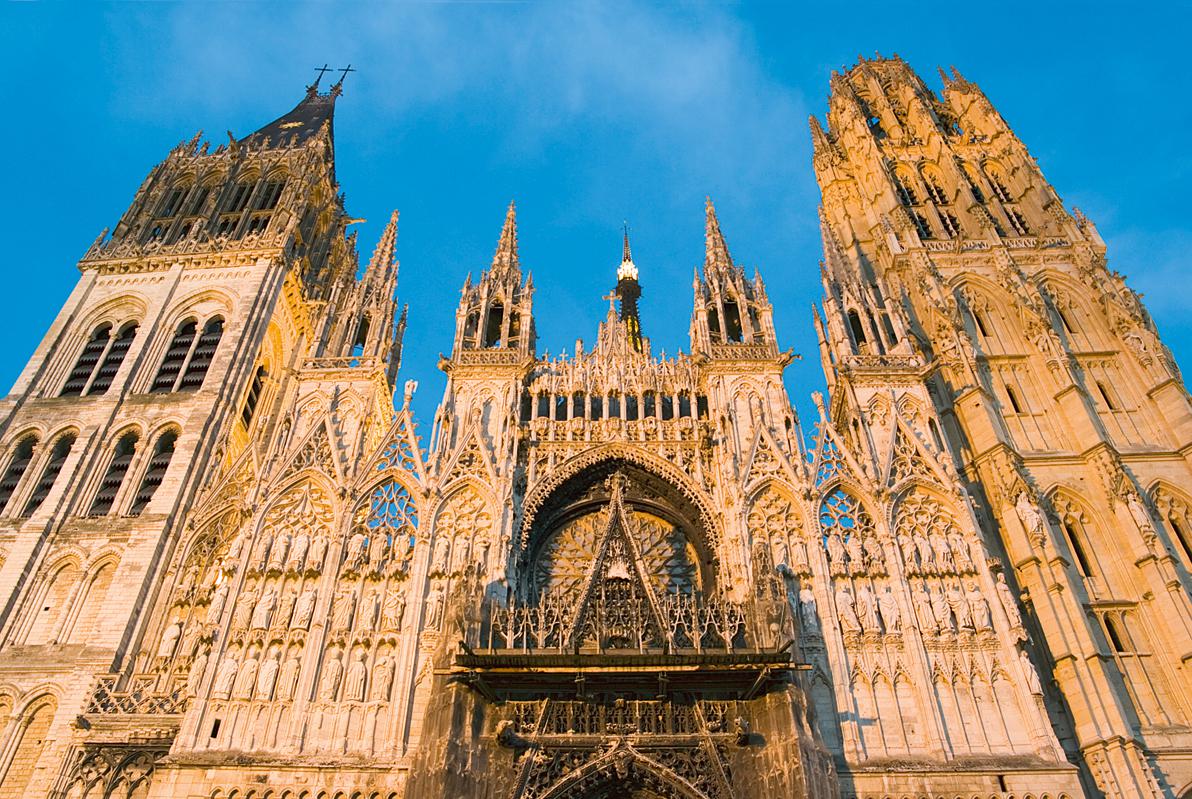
<box><xmin>129</xmin><ymin>431</ymin><xmax>177</xmax><ymax>516</ymax></box>
<box><xmin>151</xmin><ymin>321</ymin><xmax>198</xmax><ymax>392</ymax></box>
<box><xmin>88</xmin><ymin>433</ymin><xmax>138</xmax><ymax>516</ymax></box>
<box><xmin>87</xmin><ymin>323</ymin><xmax>138</xmax><ymax>396</ymax></box>
<box><xmin>21</xmin><ymin>434</ymin><xmax>75</xmax><ymax>518</ymax></box>
<box><xmin>61</xmin><ymin>325</ymin><xmax>113</xmax><ymax>397</ymax></box>
<box><xmin>0</xmin><ymin>436</ymin><xmax>37</xmax><ymax>514</ymax></box>
<box><xmin>178</xmin><ymin>318</ymin><xmax>224</xmax><ymax>391</ymax></box>
<box><xmin>241</xmin><ymin>366</ymin><xmax>267</xmax><ymax>428</ymax></box>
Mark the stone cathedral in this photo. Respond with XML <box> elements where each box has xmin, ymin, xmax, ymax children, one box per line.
<box><xmin>0</xmin><ymin>56</ymin><xmax>1189</xmax><ymax>799</ymax></box>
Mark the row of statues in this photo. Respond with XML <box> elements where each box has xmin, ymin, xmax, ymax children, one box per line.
<box><xmin>202</xmin><ymin>644</ymin><xmax>397</xmax><ymax>704</ymax></box>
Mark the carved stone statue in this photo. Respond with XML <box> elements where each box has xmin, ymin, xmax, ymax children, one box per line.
<box><xmin>912</xmin><ymin>585</ymin><xmax>936</xmax><ymax>631</ymax></box>
<box><xmin>346</xmin><ymin>531</ymin><xmax>368</xmax><ymax>571</ymax></box>
<box><xmin>256</xmin><ymin>646</ymin><xmax>280</xmax><ymax>700</ymax></box>
<box><xmin>319</xmin><ymin>650</ymin><xmax>343</xmax><ymax>701</ymax></box>
<box><xmin>431</xmin><ymin>537</ymin><xmax>450</xmax><ymax>575</ymax></box>
<box><xmin>233</xmin><ymin>651</ymin><xmax>259</xmax><ymax>700</ymax></box>
<box><xmin>1019</xmin><ymin>648</ymin><xmax>1044</xmax><ymax>695</ymax></box>
<box><xmin>371</xmin><ymin>654</ymin><xmax>395</xmax><ymax>701</ymax></box>
<box><xmin>862</xmin><ymin>536</ymin><xmax>885</xmax><ymax>572</ymax></box>
<box><xmin>251</xmin><ymin>588</ymin><xmax>276</xmax><ymax>630</ymax></box>
<box><xmin>995</xmin><ymin>572</ymin><xmax>1027</xmax><ymax>641</ymax></box>
<box><xmin>1126</xmin><ymin>492</ymin><xmax>1155</xmax><ymax>536</ymax></box>
<box><xmin>187</xmin><ymin>650</ymin><xmax>209</xmax><ymax>697</ymax></box>
<box><xmin>929</xmin><ymin>530</ymin><xmax>954</xmax><ymax>572</ymax></box>
<box><xmin>947</xmin><ymin>583</ymin><xmax>973</xmax><ymax>630</ymax></box>
<box><xmin>966</xmin><ymin>582</ymin><xmax>992</xmax><ymax>630</ymax></box>
<box><xmin>948</xmin><ymin>530</ymin><xmax>973</xmax><ymax>572</ymax></box>
<box><xmin>213</xmin><ymin>653</ymin><xmax>239</xmax><ymax>699</ymax></box>
<box><xmin>1015</xmin><ymin>491</ymin><xmax>1046</xmax><ymax>543</ymax></box>
<box><xmin>157</xmin><ymin>621</ymin><xmax>182</xmax><ymax>658</ymax></box>
<box><xmin>343</xmin><ymin>649</ymin><xmax>368</xmax><ymax>701</ymax></box>
<box><xmin>232</xmin><ymin>590</ymin><xmax>256</xmax><ymax>631</ymax></box>
<box><xmin>798</xmin><ymin>587</ymin><xmax>819</xmax><ymax>634</ymax></box>
<box><xmin>877</xmin><ymin>589</ymin><xmax>901</xmax><ymax>632</ymax></box>
<box><xmin>359</xmin><ymin>590</ymin><xmax>380</xmax><ymax>632</ymax></box>
<box><xmin>382</xmin><ymin>590</ymin><xmax>407</xmax><ymax>631</ymax></box>
<box><xmin>834</xmin><ymin>586</ymin><xmax>861</xmax><ymax>633</ymax></box>
<box><xmin>825</xmin><ymin>532</ymin><xmax>847</xmax><ymax>573</ymax></box>
<box><xmin>426</xmin><ymin>586</ymin><xmax>444</xmax><ymax>629</ymax></box>
<box><xmin>292</xmin><ymin>587</ymin><xmax>317</xmax><ymax>630</ymax></box>
<box><xmin>287</xmin><ymin>532</ymin><xmax>310</xmax><ymax>573</ymax></box>
<box><xmin>331</xmin><ymin>589</ymin><xmax>357</xmax><ymax>631</ymax></box>
<box><xmin>308</xmin><ymin>534</ymin><xmax>329</xmax><ymax>573</ymax></box>
<box><xmin>277</xmin><ymin>651</ymin><xmax>301</xmax><ymax>701</ymax></box>
<box><xmin>845</xmin><ymin>534</ymin><xmax>865</xmax><ymax>574</ymax></box>
<box><xmin>267</xmin><ymin>533</ymin><xmax>290</xmax><ymax>573</ymax></box>
<box><xmin>208</xmin><ymin>581</ymin><xmax>230</xmax><ymax>623</ymax></box>
<box><xmin>274</xmin><ymin>589</ymin><xmax>295</xmax><ymax>630</ymax></box>
<box><xmin>929</xmin><ymin>587</ymin><xmax>952</xmax><ymax>633</ymax></box>
<box><xmin>855</xmin><ymin>585</ymin><xmax>880</xmax><ymax>632</ymax></box>
<box><xmin>250</xmin><ymin>535</ymin><xmax>272</xmax><ymax>573</ymax></box>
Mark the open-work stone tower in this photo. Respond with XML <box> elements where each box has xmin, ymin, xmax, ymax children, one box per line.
<box><xmin>0</xmin><ymin>57</ymin><xmax>1188</xmax><ymax>799</ymax></box>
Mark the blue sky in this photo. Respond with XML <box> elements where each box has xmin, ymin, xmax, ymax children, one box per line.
<box><xmin>3</xmin><ymin>2</ymin><xmax>1191</xmax><ymax>429</ymax></box>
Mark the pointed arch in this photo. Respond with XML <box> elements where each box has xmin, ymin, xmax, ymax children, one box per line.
<box><xmin>1150</xmin><ymin>481</ymin><xmax>1192</xmax><ymax>567</ymax></box>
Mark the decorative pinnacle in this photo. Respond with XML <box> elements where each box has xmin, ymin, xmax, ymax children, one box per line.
<box><xmin>704</xmin><ymin>197</ymin><xmax>733</xmax><ymax>273</ymax></box>
<box><xmin>617</xmin><ymin>222</ymin><xmax>638</xmax><ymax>281</ymax></box>
<box><xmin>491</xmin><ymin>200</ymin><xmax>519</xmax><ymax>274</ymax></box>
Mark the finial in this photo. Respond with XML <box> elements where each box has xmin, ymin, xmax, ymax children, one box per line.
<box><xmin>308</xmin><ymin>64</ymin><xmax>331</xmax><ymax>96</ymax></box>
<box><xmin>331</xmin><ymin>64</ymin><xmax>355</xmax><ymax>97</ymax></box>
<box><xmin>618</xmin><ymin>222</ymin><xmax>638</xmax><ymax>281</ymax></box>
<box><xmin>491</xmin><ymin>201</ymin><xmax>519</xmax><ymax>273</ymax></box>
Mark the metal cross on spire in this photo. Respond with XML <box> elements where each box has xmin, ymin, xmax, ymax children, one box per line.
<box><xmin>314</xmin><ymin>64</ymin><xmax>332</xmax><ymax>84</ymax></box>
<box><xmin>335</xmin><ymin>64</ymin><xmax>356</xmax><ymax>85</ymax></box>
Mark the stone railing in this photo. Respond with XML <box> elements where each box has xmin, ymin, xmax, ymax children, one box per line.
<box><xmin>482</xmin><ymin>592</ymin><xmax>751</xmax><ymax>654</ymax></box>
<box><xmin>302</xmin><ymin>355</ymin><xmax>380</xmax><ymax>371</ymax></box>
<box><xmin>85</xmin><ymin>676</ymin><xmax>187</xmax><ymax>716</ymax></box>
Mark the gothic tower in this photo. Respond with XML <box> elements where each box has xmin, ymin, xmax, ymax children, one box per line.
<box><xmin>812</xmin><ymin>55</ymin><xmax>1192</xmax><ymax>797</ymax></box>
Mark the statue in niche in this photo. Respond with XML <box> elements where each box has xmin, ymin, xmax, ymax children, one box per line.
<box><xmin>256</xmin><ymin>646</ymin><xmax>280</xmax><ymax>700</ymax></box>
<box><xmin>249</xmin><ymin>535</ymin><xmax>272</xmax><ymax>573</ymax></box>
<box><xmin>913</xmin><ymin>529</ymin><xmax>934</xmax><ymax>573</ymax></box>
<box><xmin>368</xmin><ymin>531</ymin><xmax>388</xmax><ymax>570</ymax></box>
<box><xmin>845</xmin><ymin>534</ymin><xmax>865</xmax><ymax>574</ymax></box>
<box><xmin>431</xmin><ymin>537</ymin><xmax>450</xmax><ymax>575</ymax></box>
<box><xmin>213</xmin><ymin>652</ymin><xmax>239</xmax><ymax>699</ymax></box>
<box><xmin>929</xmin><ymin>529</ymin><xmax>954</xmax><ymax>572</ymax></box>
<box><xmin>233</xmin><ymin>650</ymin><xmax>259</xmax><ymax>700</ymax></box>
<box><xmin>1019</xmin><ymin>648</ymin><xmax>1044</xmax><ymax>695</ymax></box>
<box><xmin>966</xmin><ymin>581</ymin><xmax>992</xmax><ymax>630</ymax></box>
<box><xmin>332</xmin><ymin>589</ymin><xmax>357</xmax><ymax>632</ymax></box>
<box><xmin>208</xmin><ymin>581</ymin><xmax>231</xmax><ymax>623</ymax></box>
<box><xmin>157</xmin><ymin>621</ymin><xmax>182</xmax><ymax>658</ymax></box>
<box><xmin>912</xmin><ymin>584</ymin><xmax>936</xmax><ymax>631</ymax></box>
<box><xmin>425</xmin><ymin>586</ymin><xmax>444</xmax><ymax>630</ymax></box>
<box><xmin>346</xmin><ymin>530</ymin><xmax>368</xmax><ymax>572</ymax></box>
<box><xmin>1015</xmin><ymin>492</ymin><xmax>1047</xmax><ymax>544</ymax></box>
<box><xmin>274</xmin><ymin>588</ymin><xmax>296</xmax><ymax>629</ymax></box>
<box><xmin>382</xmin><ymin>589</ymin><xmax>407</xmax><ymax>631</ymax></box>
<box><xmin>371</xmin><ymin>654</ymin><xmax>395</xmax><ymax>701</ymax></box>
<box><xmin>770</xmin><ymin>538</ymin><xmax>789</xmax><ymax>573</ymax></box>
<box><xmin>251</xmin><ymin>588</ymin><xmax>276</xmax><ymax>629</ymax></box>
<box><xmin>790</xmin><ymin>540</ymin><xmax>809</xmax><ymax>575</ymax></box>
<box><xmin>287</xmin><ymin>531</ymin><xmax>309</xmax><ymax>573</ymax></box>
<box><xmin>268</xmin><ymin>533</ymin><xmax>291</xmax><ymax>573</ymax></box>
<box><xmin>292</xmin><ymin>587</ymin><xmax>317</xmax><ymax>630</ymax></box>
<box><xmin>798</xmin><ymin>587</ymin><xmax>819</xmax><ymax>633</ymax></box>
<box><xmin>187</xmin><ymin>650</ymin><xmax>209</xmax><ymax>697</ymax></box>
<box><xmin>825</xmin><ymin>532</ymin><xmax>847</xmax><ymax>574</ymax></box>
<box><xmin>877</xmin><ymin>588</ymin><xmax>901</xmax><ymax>632</ymax></box>
<box><xmin>863</xmin><ymin>536</ymin><xmax>885</xmax><ymax>572</ymax></box>
<box><xmin>994</xmin><ymin>572</ymin><xmax>1027</xmax><ymax>640</ymax></box>
<box><xmin>834</xmin><ymin>586</ymin><xmax>861</xmax><ymax>633</ymax></box>
<box><xmin>856</xmin><ymin>585</ymin><xmax>880</xmax><ymax>632</ymax></box>
<box><xmin>947</xmin><ymin>583</ymin><xmax>973</xmax><ymax>630</ymax></box>
<box><xmin>1126</xmin><ymin>492</ymin><xmax>1155</xmax><ymax>537</ymax></box>
<box><xmin>359</xmin><ymin>590</ymin><xmax>380</xmax><ymax>632</ymax></box>
<box><xmin>232</xmin><ymin>589</ymin><xmax>257</xmax><ymax>631</ymax></box>
<box><xmin>454</xmin><ymin>537</ymin><xmax>472</xmax><ymax>574</ymax></box>
<box><xmin>177</xmin><ymin>563</ymin><xmax>200</xmax><ymax>599</ymax></box>
<box><xmin>308</xmin><ymin>533</ymin><xmax>329</xmax><ymax>573</ymax></box>
<box><xmin>344</xmin><ymin>649</ymin><xmax>368</xmax><ymax>701</ymax></box>
<box><xmin>949</xmin><ymin>530</ymin><xmax>973</xmax><ymax>572</ymax></box>
<box><xmin>930</xmin><ymin>586</ymin><xmax>952</xmax><ymax>633</ymax></box>
<box><xmin>277</xmin><ymin>650</ymin><xmax>301</xmax><ymax>701</ymax></box>
<box><xmin>220</xmin><ymin>533</ymin><xmax>247</xmax><ymax>574</ymax></box>
<box><xmin>319</xmin><ymin>650</ymin><xmax>343</xmax><ymax>701</ymax></box>
<box><xmin>476</xmin><ymin>536</ymin><xmax>491</xmax><ymax>575</ymax></box>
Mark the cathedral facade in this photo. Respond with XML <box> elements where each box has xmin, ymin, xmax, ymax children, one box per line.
<box><xmin>0</xmin><ymin>57</ymin><xmax>1188</xmax><ymax>799</ymax></box>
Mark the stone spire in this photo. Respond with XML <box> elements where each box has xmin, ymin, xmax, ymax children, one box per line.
<box><xmin>704</xmin><ymin>197</ymin><xmax>734</xmax><ymax>275</ymax></box>
<box><xmin>491</xmin><ymin>201</ymin><xmax>519</xmax><ymax>277</ymax></box>
<box><xmin>615</xmin><ymin>223</ymin><xmax>644</xmax><ymax>353</ymax></box>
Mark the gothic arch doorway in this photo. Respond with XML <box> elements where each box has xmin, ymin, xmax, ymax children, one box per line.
<box><xmin>535</xmin><ymin>746</ymin><xmax>717</xmax><ymax>799</ymax></box>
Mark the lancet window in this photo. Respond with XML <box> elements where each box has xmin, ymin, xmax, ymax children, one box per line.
<box><xmin>0</xmin><ymin>435</ymin><xmax>37</xmax><ymax>515</ymax></box>
<box><xmin>21</xmin><ymin>433</ymin><xmax>74</xmax><ymax>517</ymax></box>
<box><xmin>61</xmin><ymin>322</ymin><xmax>138</xmax><ymax>397</ymax></box>
<box><xmin>152</xmin><ymin>316</ymin><xmax>224</xmax><ymax>393</ymax></box>
<box><xmin>128</xmin><ymin>430</ymin><xmax>178</xmax><ymax>516</ymax></box>
<box><xmin>88</xmin><ymin>432</ymin><xmax>139</xmax><ymax>517</ymax></box>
